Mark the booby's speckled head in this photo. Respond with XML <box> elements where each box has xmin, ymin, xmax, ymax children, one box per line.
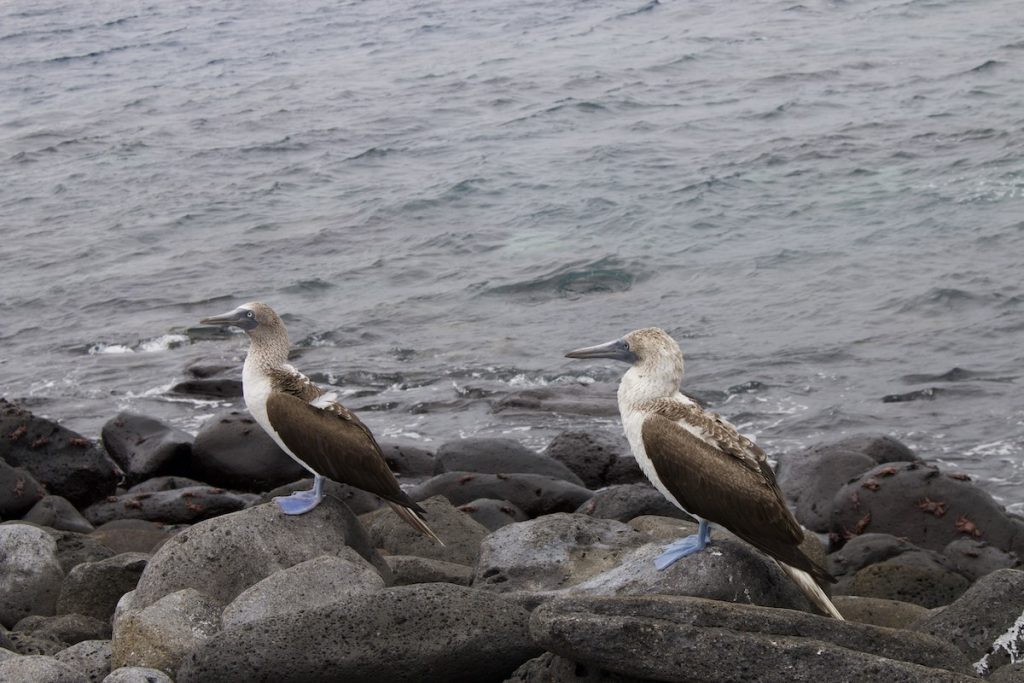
<box><xmin>567</xmin><ymin>327</ymin><xmax>684</xmax><ymax>399</ymax></box>
<box><xmin>200</xmin><ymin>301</ymin><xmax>285</xmax><ymax>337</ymax></box>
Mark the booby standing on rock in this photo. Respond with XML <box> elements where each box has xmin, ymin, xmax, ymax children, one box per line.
<box><xmin>200</xmin><ymin>302</ymin><xmax>442</xmax><ymax>544</ymax></box>
<box><xmin>566</xmin><ymin>327</ymin><xmax>842</xmax><ymax>619</ymax></box>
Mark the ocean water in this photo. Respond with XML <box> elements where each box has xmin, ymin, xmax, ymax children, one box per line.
<box><xmin>1</xmin><ymin>0</ymin><xmax>1022</xmax><ymax>510</ymax></box>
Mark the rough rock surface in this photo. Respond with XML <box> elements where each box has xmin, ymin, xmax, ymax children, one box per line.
<box><xmin>0</xmin><ymin>399</ymin><xmax>118</xmax><ymax>507</ymax></box>
<box><xmin>53</xmin><ymin>639</ymin><xmax>112</xmax><ymax>682</ymax></box>
<box><xmin>56</xmin><ymin>553</ymin><xmax>149</xmax><ymax>622</ymax></box>
<box><xmin>0</xmin><ymin>654</ymin><xmax>88</xmax><ymax>683</ymax></box>
<box><xmin>473</xmin><ymin>514</ymin><xmax>651</xmax><ymax>593</ymax></box>
<box><xmin>179</xmin><ymin>584</ymin><xmax>540</xmax><ymax>683</ymax></box>
<box><xmin>260</xmin><ymin>477</ymin><xmax>384</xmax><ymax>515</ymax></box>
<box><xmin>100</xmin><ymin>413</ymin><xmax>193</xmax><ymax>486</ymax></box>
<box><xmin>189</xmin><ymin>410</ymin><xmax>306</xmax><ymax>492</ymax></box>
<box><xmin>221</xmin><ymin>550</ymin><xmax>385</xmax><ymax>629</ymax></box>
<box><xmin>379</xmin><ymin>442</ymin><xmax>436</xmax><ymax>480</ymax></box>
<box><xmin>51</xmin><ymin>531</ymin><xmax>117</xmax><ymax>574</ymax></box>
<box><xmin>410</xmin><ymin>472</ymin><xmax>593</xmax><ymax>517</ymax></box>
<box><xmin>384</xmin><ymin>555</ymin><xmax>473</xmax><ymax>587</ymax></box>
<box><xmin>943</xmin><ymin>538</ymin><xmax>1022</xmax><ymax>581</ymax></box>
<box><xmin>131</xmin><ymin>498</ymin><xmax>386</xmax><ymax>610</ymax></box>
<box><xmin>576</xmin><ymin>483</ymin><xmax>693</xmax><ymax>522</ymax></box>
<box><xmin>507</xmin><ymin>652</ymin><xmax>648</xmax><ymax>682</ymax></box>
<box><xmin>23</xmin><ymin>496</ymin><xmax>95</xmax><ymax>534</ymax></box>
<box><xmin>840</xmin><ymin>552</ymin><xmax>970</xmax><ymax>608</ymax></box>
<box><xmin>87</xmin><ymin>521</ymin><xmax>176</xmax><ymax>556</ymax></box>
<box><xmin>103</xmin><ymin>666</ymin><xmax>173</xmax><ymax>682</ymax></box>
<box><xmin>776</xmin><ymin>446</ymin><xmax>876</xmax><ymax>532</ymax></box>
<box><xmin>542</xmin><ymin>430</ymin><xmax>643</xmax><ymax>488</ymax></box>
<box><xmin>831</xmin><ymin>595</ymin><xmax>930</xmax><ymax>630</ymax></box>
<box><xmin>531</xmin><ymin>595</ymin><xmax>974</xmax><ymax>682</ymax></box>
<box><xmin>0</xmin><ymin>460</ymin><xmax>47</xmax><ymax>518</ymax></box>
<box><xmin>112</xmin><ymin>588</ymin><xmax>221</xmax><ymax>677</ymax></box>
<box><xmin>82</xmin><ymin>486</ymin><xmax>257</xmax><ymax>525</ymax></box>
<box><xmin>912</xmin><ymin>568</ymin><xmax>1024</xmax><ymax>675</ymax></box>
<box><xmin>365</xmin><ymin>495</ymin><xmax>489</xmax><ymax>566</ymax></box>
<box><xmin>13</xmin><ymin>613</ymin><xmax>110</xmax><ymax>646</ymax></box>
<box><xmin>434</xmin><ymin>438</ymin><xmax>585</xmax><ymax>486</ymax></box>
<box><xmin>457</xmin><ymin>498</ymin><xmax>528</xmax><ymax>530</ymax></box>
<box><xmin>831</xmin><ymin>461</ymin><xmax>1024</xmax><ymax>555</ymax></box>
<box><xmin>0</xmin><ymin>523</ymin><xmax>65</xmax><ymax>628</ymax></box>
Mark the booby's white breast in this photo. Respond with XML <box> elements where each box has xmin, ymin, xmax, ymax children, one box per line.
<box><xmin>242</xmin><ymin>356</ymin><xmax>318</xmax><ymax>476</ymax></box>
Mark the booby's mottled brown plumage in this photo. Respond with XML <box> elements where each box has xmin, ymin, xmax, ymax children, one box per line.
<box><xmin>200</xmin><ymin>302</ymin><xmax>441</xmax><ymax>543</ymax></box>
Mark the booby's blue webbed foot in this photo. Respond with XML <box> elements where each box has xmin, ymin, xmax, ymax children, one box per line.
<box><xmin>273</xmin><ymin>475</ymin><xmax>325</xmax><ymax>515</ymax></box>
<box><xmin>654</xmin><ymin>519</ymin><xmax>711</xmax><ymax>570</ymax></box>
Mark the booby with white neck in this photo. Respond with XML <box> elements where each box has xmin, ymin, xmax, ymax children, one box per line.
<box><xmin>200</xmin><ymin>302</ymin><xmax>441</xmax><ymax>543</ymax></box>
<box><xmin>566</xmin><ymin>327</ymin><xmax>842</xmax><ymax>619</ymax></box>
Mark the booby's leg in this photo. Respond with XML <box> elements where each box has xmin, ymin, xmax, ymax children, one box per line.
<box><xmin>272</xmin><ymin>474</ymin><xmax>325</xmax><ymax>515</ymax></box>
<box><xmin>654</xmin><ymin>519</ymin><xmax>711</xmax><ymax>570</ymax></box>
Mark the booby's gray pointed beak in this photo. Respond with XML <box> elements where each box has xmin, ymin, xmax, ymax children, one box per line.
<box><xmin>565</xmin><ymin>338</ymin><xmax>637</xmax><ymax>364</ymax></box>
<box><xmin>200</xmin><ymin>307</ymin><xmax>255</xmax><ymax>330</ymax></box>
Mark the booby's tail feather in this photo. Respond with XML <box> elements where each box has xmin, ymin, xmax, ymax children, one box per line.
<box><xmin>777</xmin><ymin>561</ymin><xmax>844</xmax><ymax>620</ymax></box>
<box><xmin>389</xmin><ymin>502</ymin><xmax>445</xmax><ymax>546</ymax></box>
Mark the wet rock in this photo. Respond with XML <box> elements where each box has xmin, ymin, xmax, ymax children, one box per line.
<box><xmin>434</xmin><ymin>438</ymin><xmax>585</xmax><ymax>486</ymax></box>
<box><xmin>51</xmin><ymin>532</ymin><xmax>117</xmax><ymax>574</ymax></box>
<box><xmin>88</xmin><ymin>520</ymin><xmax>176</xmax><ymax>555</ymax></box>
<box><xmin>131</xmin><ymin>498</ymin><xmax>386</xmax><ymax>611</ymax></box>
<box><xmin>530</xmin><ymin>595</ymin><xmax>973</xmax><ymax>682</ymax></box>
<box><xmin>828</xmin><ymin>533</ymin><xmax>922</xmax><ymax>578</ymax></box>
<box><xmin>410</xmin><ymin>472</ymin><xmax>593</xmax><ymax>517</ymax></box>
<box><xmin>507</xmin><ymin>652</ymin><xmax>647</xmax><ymax>682</ymax></box>
<box><xmin>111</xmin><ymin>588</ymin><xmax>220</xmax><ymax>678</ymax></box>
<box><xmin>261</xmin><ymin>477</ymin><xmax>384</xmax><ymax>515</ymax></box>
<box><xmin>380</xmin><ymin>442</ymin><xmax>436</xmax><ymax>480</ymax></box>
<box><xmin>840</xmin><ymin>552</ymin><xmax>970</xmax><ymax>608</ymax></box>
<box><xmin>457</xmin><ymin>498</ymin><xmax>528</xmax><ymax>530</ymax></box>
<box><xmin>82</xmin><ymin>486</ymin><xmax>256</xmax><ymax>526</ymax></box>
<box><xmin>542</xmin><ymin>430</ymin><xmax>644</xmax><ymax>488</ymax></box>
<box><xmin>103</xmin><ymin>666</ymin><xmax>173</xmax><ymax>682</ymax></box>
<box><xmin>170</xmin><ymin>379</ymin><xmax>242</xmax><ymax>400</ymax></box>
<box><xmin>943</xmin><ymin>538</ymin><xmax>1022</xmax><ymax>581</ymax></box>
<box><xmin>385</xmin><ymin>555</ymin><xmax>473</xmax><ymax>586</ymax></box>
<box><xmin>13</xmin><ymin>614</ymin><xmax>110</xmax><ymax>646</ymax></box>
<box><xmin>473</xmin><ymin>514</ymin><xmax>650</xmax><ymax>593</ymax></box>
<box><xmin>100</xmin><ymin>414</ymin><xmax>192</xmax><ymax>486</ymax></box>
<box><xmin>0</xmin><ymin>654</ymin><xmax>88</xmax><ymax>682</ymax></box>
<box><xmin>576</xmin><ymin>483</ymin><xmax>693</xmax><ymax>522</ymax></box>
<box><xmin>832</xmin><ymin>595</ymin><xmax>930</xmax><ymax>630</ymax></box>
<box><xmin>22</xmin><ymin>496</ymin><xmax>95</xmax><ymax>534</ymax></box>
<box><xmin>0</xmin><ymin>523</ymin><xmax>65</xmax><ymax>628</ymax></box>
<box><xmin>0</xmin><ymin>460</ymin><xmax>47</xmax><ymax>518</ymax></box>
<box><xmin>127</xmin><ymin>476</ymin><xmax>207</xmax><ymax>493</ymax></box>
<box><xmin>53</xmin><ymin>640</ymin><xmax>111</xmax><ymax>683</ymax></box>
<box><xmin>775</xmin><ymin>446</ymin><xmax>876</xmax><ymax>532</ymax></box>
<box><xmin>492</xmin><ymin>383</ymin><xmax>619</xmax><ymax>419</ymax></box>
<box><xmin>221</xmin><ymin>550</ymin><xmax>385</xmax><ymax>629</ymax></box>
<box><xmin>0</xmin><ymin>399</ymin><xmax>119</xmax><ymax>508</ymax></box>
<box><xmin>178</xmin><ymin>583</ymin><xmax>541</xmax><ymax>683</ymax></box>
<box><xmin>56</xmin><ymin>553</ymin><xmax>149</xmax><ymax>623</ymax></box>
<box><xmin>189</xmin><ymin>410</ymin><xmax>306</xmax><ymax>492</ymax></box>
<box><xmin>831</xmin><ymin>461</ymin><xmax>1024</xmax><ymax>555</ymax></box>
<box><xmin>913</xmin><ymin>568</ymin><xmax>1024</xmax><ymax>675</ymax></box>
<box><xmin>365</xmin><ymin>495</ymin><xmax>488</xmax><ymax>566</ymax></box>
<box><xmin>826</xmin><ymin>434</ymin><xmax>919</xmax><ymax>463</ymax></box>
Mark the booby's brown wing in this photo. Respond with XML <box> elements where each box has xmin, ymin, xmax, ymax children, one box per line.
<box><xmin>642</xmin><ymin>413</ymin><xmax>834</xmax><ymax>584</ymax></box>
<box><xmin>265</xmin><ymin>390</ymin><xmax>423</xmax><ymax>512</ymax></box>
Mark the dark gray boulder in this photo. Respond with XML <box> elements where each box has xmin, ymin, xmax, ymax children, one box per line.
<box><xmin>831</xmin><ymin>595</ymin><xmax>930</xmax><ymax>630</ymax></box>
<box><xmin>435</xmin><ymin>438</ymin><xmax>585</xmax><ymax>486</ymax></box>
<box><xmin>53</xmin><ymin>639</ymin><xmax>111</xmax><ymax>683</ymax></box>
<box><xmin>0</xmin><ymin>460</ymin><xmax>47</xmax><ymax>518</ymax></box>
<box><xmin>531</xmin><ymin>595</ymin><xmax>974</xmax><ymax>682</ymax></box>
<box><xmin>260</xmin><ymin>477</ymin><xmax>384</xmax><ymax>515</ymax></box>
<box><xmin>912</xmin><ymin>568</ymin><xmax>1024</xmax><ymax>675</ymax></box>
<box><xmin>542</xmin><ymin>430</ymin><xmax>644</xmax><ymax>488</ymax></box>
<box><xmin>839</xmin><ymin>553</ymin><xmax>970</xmax><ymax>608</ymax></box>
<box><xmin>82</xmin><ymin>486</ymin><xmax>257</xmax><ymax>526</ymax></box>
<box><xmin>56</xmin><ymin>553</ymin><xmax>149</xmax><ymax>622</ymax></box>
<box><xmin>364</xmin><ymin>495</ymin><xmax>489</xmax><ymax>566</ymax></box>
<box><xmin>409</xmin><ymin>472</ymin><xmax>593</xmax><ymax>517</ymax></box>
<box><xmin>5</xmin><ymin>630</ymin><xmax>65</xmax><ymax>656</ymax></box>
<box><xmin>131</xmin><ymin>498</ymin><xmax>386</xmax><ymax>610</ymax></box>
<box><xmin>127</xmin><ymin>476</ymin><xmax>207</xmax><ymax>493</ymax></box>
<box><xmin>0</xmin><ymin>399</ymin><xmax>118</xmax><ymax>508</ymax></box>
<box><xmin>0</xmin><ymin>523</ymin><xmax>64</xmax><ymax>628</ymax></box>
<box><xmin>775</xmin><ymin>446</ymin><xmax>876</xmax><ymax>532</ymax></box>
<box><xmin>831</xmin><ymin>461</ymin><xmax>1024</xmax><ymax>555</ymax></box>
<box><xmin>13</xmin><ymin>614</ymin><xmax>110</xmax><ymax>646</ymax></box>
<box><xmin>22</xmin><ymin>496</ymin><xmax>94</xmax><ymax>534</ymax></box>
<box><xmin>828</xmin><ymin>533</ymin><xmax>924</xmax><ymax>578</ymax></box>
<box><xmin>826</xmin><ymin>434</ymin><xmax>919</xmax><ymax>463</ymax></box>
<box><xmin>507</xmin><ymin>652</ymin><xmax>647</xmax><ymax>682</ymax></box>
<box><xmin>943</xmin><ymin>538</ymin><xmax>1022</xmax><ymax>581</ymax></box>
<box><xmin>457</xmin><ymin>498</ymin><xmax>528</xmax><ymax>530</ymax></box>
<box><xmin>188</xmin><ymin>410</ymin><xmax>306</xmax><ymax>492</ymax></box>
<box><xmin>384</xmin><ymin>555</ymin><xmax>473</xmax><ymax>587</ymax></box>
<box><xmin>100</xmin><ymin>414</ymin><xmax>192</xmax><ymax>486</ymax></box>
<box><xmin>88</xmin><ymin>520</ymin><xmax>176</xmax><ymax>556</ymax></box>
<box><xmin>576</xmin><ymin>483</ymin><xmax>693</xmax><ymax>522</ymax></box>
<box><xmin>379</xmin><ymin>442</ymin><xmax>436</xmax><ymax>480</ymax></box>
<box><xmin>0</xmin><ymin>654</ymin><xmax>88</xmax><ymax>682</ymax></box>
<box><xmin>177</xmin><ymin>583</ymin><xmax>541</xmax><ymax>683</ymax></box>
<box><xmin>50</xmin><ymin>531</ymin><xmax>116</xmax><ymax>574</ymax></box>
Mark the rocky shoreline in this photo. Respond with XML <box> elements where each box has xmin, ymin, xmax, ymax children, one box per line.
<box><xmin>2</xmin><ymin>393</ymin><xmax>1023</xmax><ymax>682</ymax></box>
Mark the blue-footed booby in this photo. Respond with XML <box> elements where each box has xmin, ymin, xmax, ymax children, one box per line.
<box><xmin>200</xmin><ymin>302</ymin><xmax>442</xmax><ymax>544</ymax></box>
<box><xmin>566</xmin><ymin>327</ymin><xmax>842</xmax><ymax>619</ymax></box>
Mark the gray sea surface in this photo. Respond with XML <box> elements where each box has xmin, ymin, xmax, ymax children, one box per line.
<box><xmin>1</xmin><ymin>0</ymin><xmax>1022</xmax><ymax>510</ymax></box>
